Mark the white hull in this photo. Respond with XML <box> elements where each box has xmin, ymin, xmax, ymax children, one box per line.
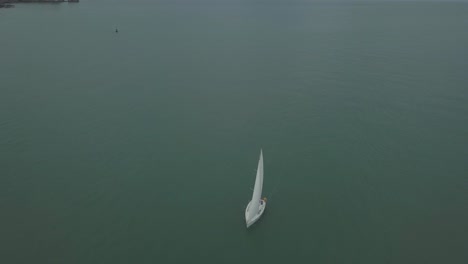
<box><xmin>245</xmin><ymin>200</ymin><xmax>266</xmax><ymax>228</ymax></box>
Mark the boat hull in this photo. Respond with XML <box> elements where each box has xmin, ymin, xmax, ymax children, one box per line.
<box><xmin>245</xmin><ymin>200</ymin><xmax>266</xmax><ymax>228</ymax></box>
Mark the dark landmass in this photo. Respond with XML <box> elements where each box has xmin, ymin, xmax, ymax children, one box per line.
<box><xmin>1</xmin><ymin>0</ymin><xmax>78</xmax><ymax>8</ymax></box>
<box><xmin>2</xmin><ymin>0</ymin><xmax>78</xmax><ymax>2</ymax></box>
<box><xmin>0</xmin><ymin>3</ymin><xmax>14</xmax><ymax>8</ymax></box>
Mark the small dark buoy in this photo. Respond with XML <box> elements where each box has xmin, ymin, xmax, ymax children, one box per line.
<box><xmin>115</xmin><ymin>28</ymin><xmax>118</xmax><ymax>33</ymax></box>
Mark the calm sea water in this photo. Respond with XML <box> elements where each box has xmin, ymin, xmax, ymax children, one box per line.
<box><xmin>1</xmin><ymin>1</ymin><xmax>467</xmax><ymax>263</ymax></box>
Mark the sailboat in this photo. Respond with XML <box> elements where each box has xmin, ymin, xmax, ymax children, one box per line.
<box><xmin>245</xmin><ymin>149</ymin><xmax>267</xmax><ymax>228</ymax></box>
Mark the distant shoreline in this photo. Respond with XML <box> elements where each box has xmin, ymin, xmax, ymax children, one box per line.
<box><xmin>0</xmin><ymin>0</ymin><xmax>79</xmax><ymax>8</ymax></box>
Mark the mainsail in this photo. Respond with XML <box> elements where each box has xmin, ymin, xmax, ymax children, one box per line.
<box><xmin>247</xmin><ymin>150</ymin><xmax>263</xmax><ymax>221</ymax></box>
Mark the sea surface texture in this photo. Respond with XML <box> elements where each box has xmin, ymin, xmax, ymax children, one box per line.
<box><xmin>1</xmin><ymin>1</ymin><xmax>467</xmax><ymax>263</ymax></box>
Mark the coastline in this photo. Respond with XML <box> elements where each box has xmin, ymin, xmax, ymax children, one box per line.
<box><xmin>1</xmin><ymin>0</ymin><xmax>78</xmax><ymax>8</ymax></box>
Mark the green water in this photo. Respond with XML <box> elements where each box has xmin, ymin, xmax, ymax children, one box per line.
<box><xmin>1</xmin><ymin>1</ymin><xmax>467</xmax><ymax>263</ymax></box>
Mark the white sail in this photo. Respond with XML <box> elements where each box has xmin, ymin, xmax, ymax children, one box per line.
<box><xmin>247</xmin><ymin>149</ymin><xmax>263</xmax><ymax>222</ymax></box>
